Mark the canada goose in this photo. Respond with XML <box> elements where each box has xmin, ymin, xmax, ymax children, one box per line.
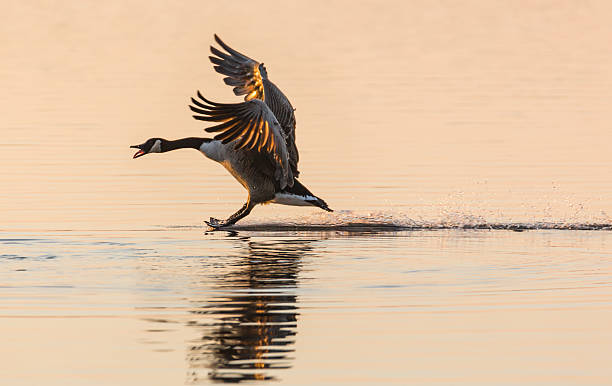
<box><xmin>131</xmin><ymin>35</ymin><xmax>332</xmax><ymax>229</ymax></box>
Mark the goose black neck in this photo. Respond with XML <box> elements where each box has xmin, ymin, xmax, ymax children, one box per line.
<box><xmin>163</xmin><ymin>137</ymin><xmax>210</xmax><ymax>152</ymax></box>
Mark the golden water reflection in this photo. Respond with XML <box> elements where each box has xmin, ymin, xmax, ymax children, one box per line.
<box><xmin>186</xmin><ymin>236</ymin><xmax>313</xmax><ymax>383</ymax></box>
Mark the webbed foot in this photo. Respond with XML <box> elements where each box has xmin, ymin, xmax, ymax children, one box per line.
<box><xmin>205</xmin><ymin>217</ymin><xmax>227</xmax><ymax>231</ymax></box>
<box><xmin>203</xmin><ymin>201</ymin><xmax>255</xmax><ymax>231</ymax></box>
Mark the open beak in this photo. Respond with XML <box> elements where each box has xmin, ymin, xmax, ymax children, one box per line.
<box><xmin>130</xmin><ymin>144</ymin><xmax>146</xmax><ymax>159</ymax></box>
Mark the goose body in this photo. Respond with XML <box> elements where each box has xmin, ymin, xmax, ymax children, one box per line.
<box><xmin>131</xmin><ymin>36</ymin><xmax>331</xmax><ymax>228</ymax></box>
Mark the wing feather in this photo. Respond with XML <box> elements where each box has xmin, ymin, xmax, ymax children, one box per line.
<box><xmin>217</xmin><ymin>120</ymin><xmax>249</xmax><ymax>144</ymax></box>
<box><xmin>201</xmin><ymin>117</ymin><xmax>240</xmax><ymax>132</ymax></box>
<box><xmin>190</xmin><ymin>92</ymin><xmax>292</xmax><ymax>188</ymax></box>
<box><xmin>259</xmin><ymin>121</ymin><xmax>270</xmax><ymax>151</ymax></box>
<box><xmin>235</xmin><ymin>122</ymin><xmax>257</xmax><ymax>150</ymax></box>
<box><xmin>209</xmin><ymin>35</ymin><xmax>265</xmax><ymax>101</ymax></box>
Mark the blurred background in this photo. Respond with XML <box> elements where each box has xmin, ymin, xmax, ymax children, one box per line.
<box><xmin>1</xmin><ymin>0</ymin><xmax>611</xmax><ymax>229</ymax></box>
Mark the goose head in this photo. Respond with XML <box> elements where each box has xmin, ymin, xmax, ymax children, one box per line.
<box><xmin>130</xmin><ymin>138</ymin><xmax>164</xmax><ymax>158</ymax></box>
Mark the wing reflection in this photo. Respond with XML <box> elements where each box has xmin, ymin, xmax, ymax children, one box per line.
<box><xmin>187</xmin><ymin>236</ymin><xmax>313</xmax><ymax>383</ymax></box>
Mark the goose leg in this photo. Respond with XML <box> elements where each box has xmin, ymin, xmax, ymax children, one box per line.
<box><xmin>205</xmin><ymin>200</ymin><xmax>256</xmax><ymax>230</ymax></box>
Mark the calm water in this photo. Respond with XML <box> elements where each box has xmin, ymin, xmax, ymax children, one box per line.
<box><xmin>2</xmin><ymin>1</ymin><xmax>612</xmax><ymax>384</ymax></box>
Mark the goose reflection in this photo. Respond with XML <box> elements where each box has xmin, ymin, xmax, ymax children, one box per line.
<box><xmin>187</xmin><ymin>235</ymin><xmax>313</xmax><ymax>383</ymax></box>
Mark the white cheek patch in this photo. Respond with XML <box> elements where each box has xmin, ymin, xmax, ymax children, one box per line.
<box><xmin>150</xmin><ymin>139</ymin><xmax>162</xmax><ymax>153</ymax></box>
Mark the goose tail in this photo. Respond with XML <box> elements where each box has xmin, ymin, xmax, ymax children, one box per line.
<box><xmin>275</xmin><ymin>179</ymin><xmax>333</xmax><ymax>212</ymax></box>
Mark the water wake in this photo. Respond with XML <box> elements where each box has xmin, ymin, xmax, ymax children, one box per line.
<box><xmin>229</xmin><ymin>210</ymin><xmax>612</xmax><ymax>232</ymax></box>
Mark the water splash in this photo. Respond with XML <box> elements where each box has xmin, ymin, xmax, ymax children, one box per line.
<box><xmin>231</xmin><ymin>209</ymin><xmax>612</xmax><ymax>232</ymax></box>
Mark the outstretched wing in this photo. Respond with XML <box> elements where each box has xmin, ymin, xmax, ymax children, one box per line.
<box><xmin>209</xmin><ymin>35</ymin><xmax>300</xmax><ymax>177</ymax></box>
<box><xmin>190</xmin><ymin>91</ymin><xmax>293</xmax><ymax>189</ymax></box>
<box><xmin>209</xmin><ymin>34</ymin><xmax>266</xmax><ymax>101</ymax></box>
